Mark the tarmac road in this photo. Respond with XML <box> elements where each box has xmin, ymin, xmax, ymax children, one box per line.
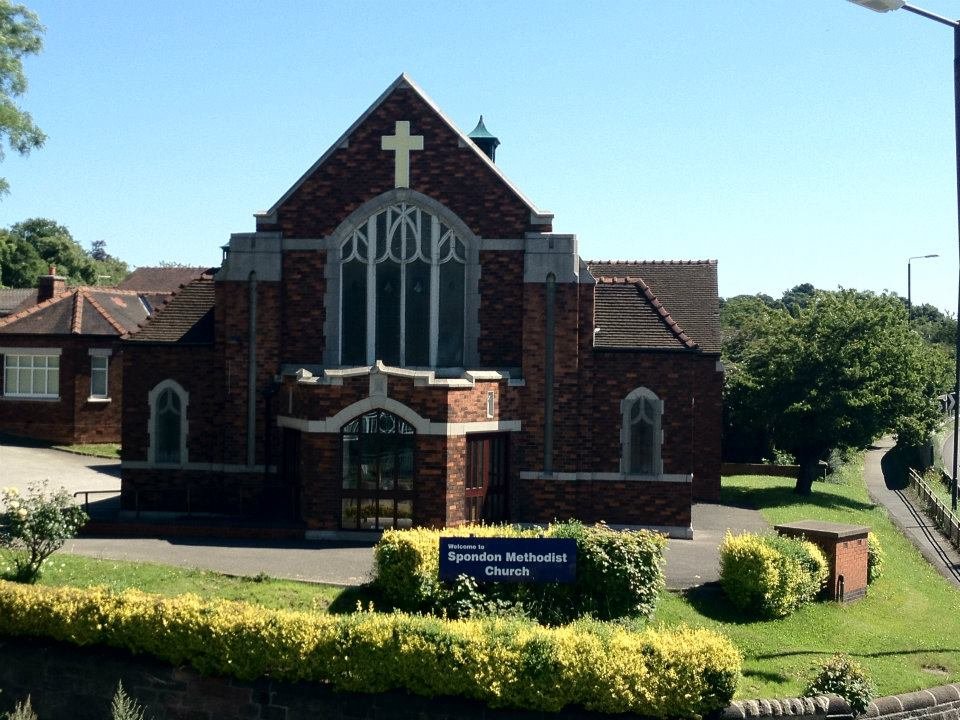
<box><xmin>1</xmin><ymin>437</ymin><xmax>769</xmax><ymax>588</ymax></box>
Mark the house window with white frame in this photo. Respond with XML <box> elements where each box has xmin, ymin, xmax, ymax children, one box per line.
<box><xmin>2</xmin><ymin>351</ymin><xmax>60</xmax><ymax>399</ymax></box>
<box><xmin>340</xmin><ymin>202</ymin><xmax>466</xmax><ymax>368</ymax></box>
<box><xmin>89</xmin><ymin>350</ymin><xmax>110</xmax><ymax>399</ymax></box>
<box><xmin>621</xmin><ymin>387</ymin><xmax>663</xmax><ymax>476</ymax></box>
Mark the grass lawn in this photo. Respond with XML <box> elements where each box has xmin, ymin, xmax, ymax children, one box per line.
<box><xmin>51</xmin><ymin>442</ymin><xmax>121</xmax><ymax>459</ymax></box>
<box><xmin>8</xmin><ymin>451</ymin><xmax>959</xmax><ymax>702</ymax></box>
<box><xmin>656</xmin><ymin>458</ymin><xmax>960</xmax><ymax>700</ymax></box>
<box><xmin>24</xmin><ymin>554</ymin><xmax>373</xmax><ymax>613</ymax></box>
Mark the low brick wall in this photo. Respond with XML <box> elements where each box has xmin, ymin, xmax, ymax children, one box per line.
<box><xmin>1</xmin><ymin>636</ymin><xmax>958</xmax><ymax>720</ymax></box>
<box><xmin>722</xmin><ymin>462</ymin><xmax>801</xmax><ymax>479</ymax></box>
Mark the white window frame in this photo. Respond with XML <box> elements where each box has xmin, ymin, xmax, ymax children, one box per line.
<box><xmin>88</xmin><ymin>348</ymin><xmax>112</xmax><ymax>401</ymax></box>
<box><xmin>147</xmin><ymin>379</ymin><xmax>189</xmax><ymax>466</ymax></box>
<box><xmin>620</xmin><ymin>387</ymin><xmax>664</xmax><ymax>476</ymax></box>
<box><xmin>0</xmin><ymin>347</ymin><xmax>62</xmax><ymax>400</ymax></box>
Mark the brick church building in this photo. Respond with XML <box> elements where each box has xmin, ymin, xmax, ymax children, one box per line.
<box><xmin>120</xmin><ymin>75</ymin><xmax>722</xmax><ymax>538</ymax></box>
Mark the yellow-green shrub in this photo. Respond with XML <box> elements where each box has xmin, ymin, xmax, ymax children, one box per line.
<box><xmin>0</xmin><ymin>580</ymin><xmax>740</xmax><ymax>717</ymax></box>
<box><xmin>718</xmin><ymin>532</ymin><xmax>828</xmax><ymax>618</ymax></box>
<box><xmin>374</xmin><ymin>521</ymin><xmax>666</xmax><ymax>623</ymax></box>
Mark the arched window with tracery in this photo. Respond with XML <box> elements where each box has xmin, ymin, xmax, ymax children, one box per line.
<box><xmin>148</xmin><ymin>380</ymin><xmax>188</xmax><ymax>465</ymax></box>
<box><xmin>621</xmin><ymin>387</ymin><xmax>663</xmax><ymax>476</ymax></box>
<box><xmin>340</xmin><ymin>202</ymin><xmax>466</xmax><ymax>368</ymax></box>
<box><xmin>340</xmin><ymin>409</ymin><xmax>415</xmax><ymax>530</ymax></box>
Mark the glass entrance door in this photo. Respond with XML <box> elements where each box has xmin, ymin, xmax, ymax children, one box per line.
<box><xmin>340</xmin><ymin>409</ymin><xmax>414</xmax><ymax>530</ymax></box>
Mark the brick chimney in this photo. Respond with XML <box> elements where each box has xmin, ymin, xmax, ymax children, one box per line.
<box><xmin>36</xmin><ymin>265</ymin><xmax>67</xmax><ymax>304</ymax></box>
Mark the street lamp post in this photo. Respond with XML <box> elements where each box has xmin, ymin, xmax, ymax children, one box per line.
<box><xmin>848</xmin><ymin>0</ymin><xmax>960</xmax><ymax>511</ymax></box>
<box><xmin>907</xmin><ymin>253</ymin><xmax>939</xmax><ymax>318</ymax></box>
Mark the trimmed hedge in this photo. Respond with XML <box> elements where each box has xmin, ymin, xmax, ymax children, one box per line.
<box><xmin>0</xmin><ymin>581</ymin><xmax>741</xmax><ymax>717</ymax></box>
<box><xmin>719</xmin><ymin>532</ymin><xmax>828</xmax><ymax>618</ymax></box>
<box><xmin>373</xmin><ymin>521</ymin><xmax>667</xmax><ymax>623</ymax></box>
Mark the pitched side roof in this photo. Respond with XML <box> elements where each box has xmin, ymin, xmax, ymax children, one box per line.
<box><xmin>118</xmin><ymin>266</ymin><xmax>212</xmax><ymax>293</ymax></box>
<box><xmin>0</xmin><ymin>288</ymin><xmax>149</xmax><ymax>336</ymax></box>
<box><xmin>587</xmin><ymin>260</ymin><xmax>721</xmax><ymax>353</ymax></box>
<box><xmin>0</xmin><ymin>288</ymin><xmax>35</xmax><ymax>317</ymax></box>
<box><xmin>125</xmin><ymin>275</ymin><xmax>215</xmax><ymax>344</ymax></box>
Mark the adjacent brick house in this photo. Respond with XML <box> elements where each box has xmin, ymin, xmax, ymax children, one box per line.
<box><xmin>0</xmin><ymin>267</ymin><xmax>208</xmax><ymax>443</ymax></box>
<box><xmin>120</xmin><ymin>75</ymin><xmax>722</xmax><ymax>536</ymax></box>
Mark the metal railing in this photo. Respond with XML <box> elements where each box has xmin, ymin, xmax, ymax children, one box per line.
<box><xmin>908</xmin><ymin>468</ymin><xmax>960</xmax><ymax>549</ymax></box>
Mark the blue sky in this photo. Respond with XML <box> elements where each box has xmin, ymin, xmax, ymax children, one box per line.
<box><xmin>1</xmin><ymin>0</ymin><xmax>958</xmax><ymax>313</ymax></box>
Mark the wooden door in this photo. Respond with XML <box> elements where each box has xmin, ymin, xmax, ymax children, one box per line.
<box><xmin>465</xmin><ymin>434</ymin><xmax>508</xmax><ymax>523</ymax></box>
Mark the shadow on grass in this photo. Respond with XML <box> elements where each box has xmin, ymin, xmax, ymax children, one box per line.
<box><xmin>681</xmin><ymin>583</ymin><xmax>759</xmax><ymax>625</ymax></box>
<box><xmin>721</xmin><ymin>485</ymin><xmax>875</xmax><ymax>514</ymax></box>
<box><xmin>754</xmin><ymin>647</ymin><xmax>960</xmax><ymax>660</ymax></box>
<box><xmin>327</xmin><ymin>584</ymin><xmax>391</xmax><ymax>614</ymax></box>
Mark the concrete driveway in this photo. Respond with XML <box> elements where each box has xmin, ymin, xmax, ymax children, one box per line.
<box><xmin>0</xmin><ymin>436</ymin><xmax>120</xmax><ymax>496</ymax></box>
<box><xmin>1</xmin><ymin>437</ymin><xmax>768</xmax><ymax>588</ymax></box>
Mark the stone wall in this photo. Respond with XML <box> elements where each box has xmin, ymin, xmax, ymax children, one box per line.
<box><xmin>3</xmin><ymin>636</ymin><xmax>960</xmax><ymax>720</ymax></box>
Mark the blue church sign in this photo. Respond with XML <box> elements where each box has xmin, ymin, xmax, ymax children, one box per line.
<box><xmin>439</xmin><ymin>537</ymin><xmax>577</xmax><ymax>583</ymax></box>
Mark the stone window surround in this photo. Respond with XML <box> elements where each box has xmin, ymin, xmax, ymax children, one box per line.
<box><xmin>147</xmin><ymin>379</ymin><xmax>189</xmax><ymax>466</ymax></box>
<box><xmin>620</xmin><ymin>386</ymin><xmax>664</xmax><ymax>476</ymax></box>
<box><xmin>0</xmin><ymin>346</ymin><xmax>62</xmax><ymax>401</ymax></box>
<box><xmin>323</xmin><ymin>188</ymin><xmax>481</xmax><ymax>371</ymax></box>
<box><xmin>88</xmin><ymin>348</ymin><xmax>112</xmax><ymax>402</ymax></box>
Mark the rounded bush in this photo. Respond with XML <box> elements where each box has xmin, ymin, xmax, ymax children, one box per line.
<box><xmin>718</xmin><ymin>532</ymin><xmax>828</xmax><ymax>618</ymax></box>
<box><xmin>373</xmin><ymin>521</ymin><xmax>666</xmax><ymax>623</ymax></box>
<box><xmin>805</xmin><ymin>653</ymin><xmax>876</xmax><ymax>715</ymax></box>
<box><xmin>867</xmin><ymin>533</ymin><xmax>884</xmax><ymax>584</ymax></box>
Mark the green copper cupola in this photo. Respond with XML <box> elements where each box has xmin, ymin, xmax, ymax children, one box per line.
<box><xmin>468</xmin><ymin>115</ymin><xmax>500</xmax><ymax>162</ymax></box>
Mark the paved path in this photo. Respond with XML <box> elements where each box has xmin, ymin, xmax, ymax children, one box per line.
<box><xmin>864</xmin><ymin>436</ymin><xmax>960</xmax><ymax>588</ymax></box>
<box><xmin>2</xmin><ymin>436</ymin><xmax>770</xmax><ymax>588</ymax></box>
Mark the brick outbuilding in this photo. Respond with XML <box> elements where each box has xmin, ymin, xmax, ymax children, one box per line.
<box><xmin>120</xmin><ymin>75</ymin><xmax>723</xmax><ymax>537</ymax></box>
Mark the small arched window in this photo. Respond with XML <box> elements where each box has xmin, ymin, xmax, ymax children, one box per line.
<box><xmin>621</xmin><ymin>388</ymin><xmax>663</xmax><ymax>476</ymax></box>
<box><xmin>148</xmin><ymin>380</ymin><xmax>188</xmax><ymax>465</ymax></box>
<box><xmin>340</xmin><ymin>202</ymin><xmax>466</xmax><ymax>368</ymax></box>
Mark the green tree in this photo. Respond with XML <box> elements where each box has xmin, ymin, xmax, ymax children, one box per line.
<box><xmin>0</xmin><ymin>218</ymin><xmax>130</xmax><ymax>287</ymax></box>
<box><xmin>0</xmin><ymin>227</ymin><xmax>43</xmax><ymax>286</ymax></box>
<box><xmin>0</xmin><ymin>0</ymin><xmax>45</xmax><ymax>196</ymax></box>
<box><xmin>724</xmin><ymin>289</ymin><xmax>952</xmax><ymax>493</ymax></box>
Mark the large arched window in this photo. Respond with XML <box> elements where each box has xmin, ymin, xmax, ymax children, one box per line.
<box><xmin>621</xmin><ymin>387</ymin><xmax>663</xmax><ymax>476</ymax></box>
<box><xmin>340</xmin><ymin>409</ymin><xmax>415</xmax><ymax>530</ymax></box>
<box><xmin>148</xmin><ymin>380</ymin><xmax>188</xmax><ymax>465</ymax></box>
<box><xmin>340</xmin><ymin>202</ymin><xmax>466</xmax><ymax>368</ymax></box>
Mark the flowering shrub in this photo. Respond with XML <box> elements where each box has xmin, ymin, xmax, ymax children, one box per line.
<box><xmin>0</xmin><ymin>482</ymin><xmax>88</xmax><ymax>583</ymax></box>
<box><xmin>805</xmin><ymin>653</ymin><xmax>876</xmax><ymax>715</ymax></box>
<box><xmin>0</xmin><ymin>581</ymin><xmax>742</xmax><ymax>717</ymax></box>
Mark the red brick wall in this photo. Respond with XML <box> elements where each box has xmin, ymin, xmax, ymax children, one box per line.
<box><xmin>257</xmin><ymin>86</ymin><xmax>548</xmax><ymax>239</ymax></box>
<box><xmin>478</xmin><ymin>250</ymin><xmax>523</xmax><ymax>367</ymax></box>
<box><xmin>282</xmin><ymin>251</ymin><xmax>326</xmax><ymax>364</ymax></box>
<box><xmin>214</xmin><ymin>280</ymin><xmax>282</xmax><ymax>466</ymax></box>
<box><xmin>121</xmin><ymin>345</ymin><xmax>219</xmax><ymax>464</ymax></box>
<box><xmin>0</xmin><ymin>336</ymin><xmax>124</xmax><ymax>444</ymax></box>
<box><xmin>518</xmin><ymin>477</ymin><xmax>691</xmax><ymax>528</ymax></box>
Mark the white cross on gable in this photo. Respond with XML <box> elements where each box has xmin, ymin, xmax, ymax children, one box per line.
<box><xmin>381</xmin><ymin>120</ymin><xmax>424</xmax><ymax>188</ymax></box>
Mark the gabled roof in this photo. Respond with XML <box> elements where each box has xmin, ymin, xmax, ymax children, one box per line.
<box><xmin>258</xmin><ymin>73</ymin><xmax>552</xmax><ymax>225</ymax></box>
<box><xmin>125</xmin><ymin>275</ymin><xmax>215</xmax><ymax>344</ymax></box>
<box><xmin>0</xmin><ymin>288</ymin><xmax>35</xmax><ymax>317</ymax></box>
<box><xmin>587</xmin><ymin>260</ymin><xmax>721</xmax><ymax>354</ymax></box>
<box><xmin>118</xmin><ymin>266</ymin><xmax>212</xmax><ymax>293</ymax></box>
<box><xmin>0</xmin><ymin>287</ymin><xmax>150</xmax><ymax>336</ymax></box>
